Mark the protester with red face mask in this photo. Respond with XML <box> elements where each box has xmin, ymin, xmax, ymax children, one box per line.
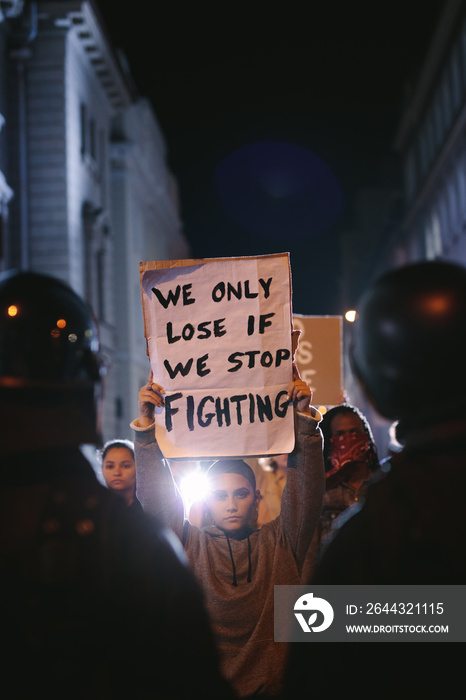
<box><xmin>301</xmin><ymin>403</ymin><xmax>381</xmax><ymax>581</ymax></box>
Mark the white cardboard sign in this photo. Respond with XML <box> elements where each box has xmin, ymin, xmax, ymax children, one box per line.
<box><xmin>139</xmin><ymin>253</ymin><xmax>295</xmax><ymax>459</ymax></box>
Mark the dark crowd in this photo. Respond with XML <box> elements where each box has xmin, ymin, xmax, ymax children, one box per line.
<box><xmin>1</xmin><ymin>259</ymin><xmax>465</xmax><ymax>698</ymax></box>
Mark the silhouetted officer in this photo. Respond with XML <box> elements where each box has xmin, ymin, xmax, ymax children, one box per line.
<box><xmin>0</xmin><ymin>270</ymin><xmax>234</xmax><ymax>699</ymax></box>
<box><xmin>313</xmin><ymin>260</ymin><xmax>466</xmax><ymax>583</ymax></box>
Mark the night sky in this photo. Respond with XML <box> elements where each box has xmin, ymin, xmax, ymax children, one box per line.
<box><xmin>95</xmin><ymin>1</ymin><xmax>446</xmax><ymax>315</ymax></box>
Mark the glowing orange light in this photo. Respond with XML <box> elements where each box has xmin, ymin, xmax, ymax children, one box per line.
<box><xmin>7</xmin><ymin>305</ymin><xmax>18</xmax><ymax>317</ymax></box>
<box><xmin>56</xmin><ymin>318</ymin><xmax>66</xmax><ymax>329</ymax></box>
<box><xmin>423</xmin><ymin>294</ymin><xmax>450</xmax><ymax>315</ymax></box>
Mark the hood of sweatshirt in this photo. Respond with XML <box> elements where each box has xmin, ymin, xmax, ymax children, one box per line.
<box><xmin>202</xmin><ymin>524</ymin><xmax>259</xmax><ymax>586</ymax></box>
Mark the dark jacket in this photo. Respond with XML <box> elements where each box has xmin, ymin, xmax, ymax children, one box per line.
<box><xmin>0</xmin><ymin>447</ymin><xmax>234</xmax><ymax>699</ymax></box>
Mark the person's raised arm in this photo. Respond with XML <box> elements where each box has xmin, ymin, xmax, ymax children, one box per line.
<box><xmin>286</xmin><ymin>363</ymin><xmax>313</xmax><ymax>416</ymax></box>
<box><xmin>137</xmin><ymin>374</ymin><xmax>165</xmax><ymax>427</ymax></box>
<box><xmin>131</xmin><ymin>373</ymin><xmax>185</xmax><ymax>538</ymax></box>
<box><xmin>278</xmin><ymin>363</ymin><xmax>325</xmax><ymax>566</ymax></box>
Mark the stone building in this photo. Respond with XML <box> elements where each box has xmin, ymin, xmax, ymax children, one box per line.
<box><xmin>341</xmin><ymin>0</ymin><xmax>466</xmax><ymax>455</ymax></box>
<box><xmin>392</xmin><ymin>0</ymin><xmax>466</xmax><ymax>273</ymax></box>
<box><xmin>1</xmin><ymin>1</ymin><xmax>189</xmax><ymax>443</ymax></box>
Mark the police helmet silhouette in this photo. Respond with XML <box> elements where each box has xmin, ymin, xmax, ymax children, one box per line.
<box><xmin>0</xmin><ymin>269</ymin><xmax>104</xmax><ymax>446</ymax></box>
<box><xmin>350</xmin><ymin>260</ymin><xmax>466</xmax><ymax>421</ymax></box>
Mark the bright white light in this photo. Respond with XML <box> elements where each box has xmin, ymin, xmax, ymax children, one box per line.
<box><xmin>345</xmin><ymin>309</ymin><xmax>357</xmax><ymax>322</ymax></box>
<box><xmin>179</xmin><ymin>470</ymin><xmax>209</xmax><ymax>506</ymax></box>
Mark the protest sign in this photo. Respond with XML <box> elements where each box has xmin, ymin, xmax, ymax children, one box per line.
<box><xmin>139</xmin><ymin>253</ymin><xmax>295</xmax><ymax>459</ymax></box>
<box><xmin>293</xmin><ymin>314</ymin><xmax>343</xmax><ymax>407</ymax></box>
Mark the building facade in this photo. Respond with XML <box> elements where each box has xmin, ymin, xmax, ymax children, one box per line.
<box><xmin>110</xmin><ymin>100</ymin><xmax>189</xmax><ymax>437</ymax></box>
<box><xmin>0</xmin><ymin>1</ymin><xmax>17</xmax><ymax>242</ymax></box>
<box><xmin>1</xmin><ymin>0</ymin><xmax>189</xmax><ymax>443</ymax></box>
<box><xmin>385</xmin><ymin>0</ymin><xmax>466</xmax><ymax>274</ymax></box>
<box><xmin>340</xmin><ymin>0</ymin><xmax>466</xmax><ymax>456</ymax></box>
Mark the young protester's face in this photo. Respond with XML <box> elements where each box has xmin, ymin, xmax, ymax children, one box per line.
<box><xmin>102</xmin><ymin>447</ymin><xmax>136</xmax><ymax>498</ymax></box>
<box><xmin>205</xmin><ymin>473</ymin><xmax>257</xmax><ymax>533</ymax></box>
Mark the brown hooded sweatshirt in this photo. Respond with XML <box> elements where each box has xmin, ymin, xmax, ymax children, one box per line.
<box><xmin>132</xmin><ymin>410</ymin><xmax>324</xmax><ymax>697</ymax></box>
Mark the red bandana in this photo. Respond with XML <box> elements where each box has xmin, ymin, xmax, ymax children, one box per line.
<box><xmin>326</xmin><ymin>432</ymin><xmax>370</xmax><ymax>478</ymax></box>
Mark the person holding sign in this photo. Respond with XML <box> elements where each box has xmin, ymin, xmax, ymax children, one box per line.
<box><xmin>131</xmin><ymin>363</ymin><xmax>325</xmax><ymax>698</ymax></box>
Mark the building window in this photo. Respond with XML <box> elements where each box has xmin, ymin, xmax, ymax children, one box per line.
<box><xmin>96</xmin><ymin>247</ymin><xmax>105</xmax><ymax>319</ymax></box>
<box><xmin>438</xmin><ymin>192</ymin><xmax>450</xmax><ymax>247</ymax></box>
<box><xmin>458</xmin><ymin>150</ymin><xmax>466</xmax><ymax>224</ymax></box>
<box><xmin>441</xmin><ymin>69</ymin><xmax>452</xmax><ymax>133</ymax></box>
<box><xmin>418</xmin><ymin>127</ymin><xmax>428</xmax><ymax>177</ymax></box>
<box><xmin>83</xmin><ymin>203</ymin><xmax>108</xmax><ymax>322</ymax></box>
<box><xmin>89</xmin><ymin>118</ymin><xmax>96</xmax><ymax>161</ymax></box>
<box><xmin>425</xmin><ymin>212</ymin><xmax>443</xmax><ymax>259</ymax></box>
<box><xmin>80</xmin><ymin>104</ymin><xmax>100</xmax><ymax>178</ymax></box>
<box><xmin>448</xmin><ymin>172</ymin><xmax>459</xmax><ymax>239</ymax></box>
<box><xmin>80</xmin><ymin>103</ymin><xmax>87</xmax><ymax>156</ymax></box>
<box><xmin>405</xmin><ymin>147</ymin><xmax>417</xmax><ymax>201</ymax></box>
<box><xmin>115</xmin><ymin>397</ymin><xmax>123</xmax><ymax>419</ymax></box>
<box><xmin>0</xmin><ymin>212</ymin><xmax>4</xmax><ymax>260</ymax></box>
<box><xmin>99</xmin><ymin>128</ymin><xmax>107</xmax><ymax>203</ymax></box>
<box><xmin>433</xmin><ymin>89</ymin><xmax>444</xmax><ymax>148</ymax></box>
<box><xmin>461</xmin><ymin>18</ymin><xmax>466</xmax><ymax>85</ymax></box>
<box><xmin>451</xmin><ymin>44</ymin><xmax>462</xmax><ymax>112</ymax></box>
<box><xmin>425</xmin><ymin>113</ymin><xmax>435</xmax><ymax>167</ymax></box>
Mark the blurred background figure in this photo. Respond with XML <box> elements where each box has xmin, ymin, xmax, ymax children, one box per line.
<box><xmin>251</xmin><ymin>455</ymin><xmax>287</xmax><ymax>527</ymax></box>
<box><xmin>0</xmin><ymin>270</ymin><xmax>234</xmax><ymax>699</ymax></box>
<box><xmin>235</xmin><ymin>328</ymin><xmax>308</xmax><ymax>530</ymax></box>
<box><xmin>301</xmin><ymin>403</ymin><xmax>381</xmax><ymax>581</ymax></box>
<box><xmin>378</xmin><ymin>419</ymin><xmax>404</xmax><ymax>470</ymax></box>
<box><xmin>248</xmin><ymin>400</ymin><xmax>381</xmax><ymax>545</ymax></box>
<box><xmin>98</xmin><ymin>438</ymin><xmax>142</xmax><ymax>513</ymax></box>
<box><xmin>313</xmin><ymin>260</ymin><xmax>466</xmax><ymax>583</ymax></box>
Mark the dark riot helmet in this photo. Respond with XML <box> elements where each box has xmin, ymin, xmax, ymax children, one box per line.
<box><xmin>349</xmin><ymin>260</ymin><xmax>466</xmax><ymax>422</ymax></box>
<box><xmin>0</xmin><ymin>269</ymin><xmax>105</xmax><ymax>447</ymax></box>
